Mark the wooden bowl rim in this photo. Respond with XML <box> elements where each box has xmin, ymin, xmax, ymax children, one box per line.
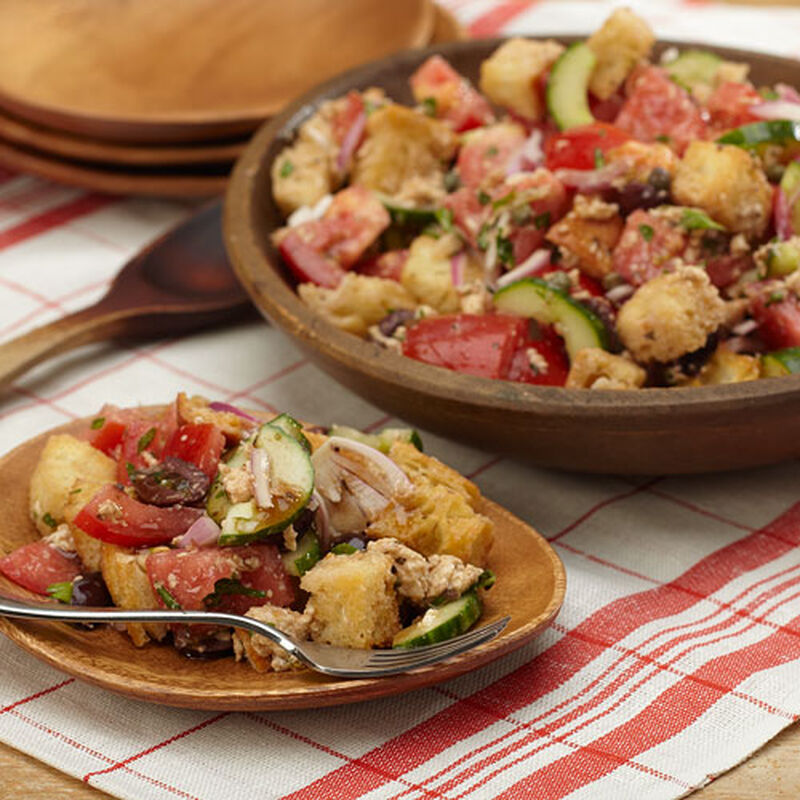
<box><xmin>224</xmin><ymin>37</ymin><xmax>800</xmax><ymax>424</ymax></box>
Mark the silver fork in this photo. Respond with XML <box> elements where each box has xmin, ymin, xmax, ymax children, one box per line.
<box><xmin>0</xmin><ymin>594</ymin><xmax>509</xmax><ymax>678</ymax></box>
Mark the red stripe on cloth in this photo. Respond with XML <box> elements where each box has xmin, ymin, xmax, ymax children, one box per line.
<box><xmin>496</xmin><ymin>607</ymin><xmax>800</xmax><ymax>800</ymax></box>
<box><xmin>0</xmin><ymin>166</ymin><xmax>17</xmax><ymax>183</ymax></box>
<box><xmin>82</xmin><ymin>712</ymin><xmax>228</xmax><ymax>781</ymax></box>
<box><xmin>468</xmin><ymin>1</ymin><xmax>536</xmax><ymax>37</ymax></box>
<box><xmin>0</xmin><ymin>193</ymin><xmax>115</xmax><ymax>252</ymax></box>
<box><xmin>467</xmin><ymin>456</ymin><xmax>503</xmax><ymax>480</ymax></box>
<box><xmin>285</xmin><ymin>502</ymin><xmax>800</xmax><ymax>800</ymax></box>
<box><xmin>0</xmin><ymin>679</ymin><xmax>74</xmax><ymax>713</ymax></box>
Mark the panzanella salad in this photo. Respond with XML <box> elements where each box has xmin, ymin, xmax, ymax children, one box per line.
<box><xmin>0</xmin><ymin>394</ymin><xmax>495</xmax><ymax>672</ymax></box>
<box><xmin>271</xmin><ymin>7</ymin><xmax>800</xmax><ymax>389</ymax></box>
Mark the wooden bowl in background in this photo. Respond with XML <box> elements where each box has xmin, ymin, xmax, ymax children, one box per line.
<box><xmin>224</xmin><ymin>39</ymin><xmax>800</xmax><ymax>475</ymax></box>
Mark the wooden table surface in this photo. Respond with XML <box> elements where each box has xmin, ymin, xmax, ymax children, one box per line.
<box><xmin>1</xmin><ymin>721</ymin><xmax>798</xmax><ymax>798</ymax></box>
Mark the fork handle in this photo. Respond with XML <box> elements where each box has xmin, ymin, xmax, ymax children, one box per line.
<box><xmin>0</xmin><ymin>594</ymin><xmax>306</xmax><ymax>665</ymax></box>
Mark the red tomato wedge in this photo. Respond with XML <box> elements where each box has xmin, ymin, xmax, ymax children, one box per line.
<box><xmin>705</xmin><ymin>81</ymin><xmax>762</xmax><ymax>137</ymax></box>
<box><xmin>89</xmin><ymin>418</ymin><xmax>126</xmax><ymax>457</ymax></box>
<box><xmin>612</xmin><ymin>209</ymin><xmax>688</xmax><ymax>286</ymax></box>
<box><xmin>506</xmin><ymin>327</ymin><xmax>570</xmax><ymax>386</ymax></box>
<box><xmin>750</xmin><ymin>291</ymin><xmax>800</xmax><ymax>349</ymax></box>
<box><xmin>410</xmin><ymin>55</ymin><xmax>494</xmax><ymax>132</ymax></box>
<box><xmin>0</xmin><ymin>540</ymin><xmax>82</xmax><ymax>595</ymax></box>
<box><xmin>544</xmin><ymin>123</ymin><xmax>631</xmax><ymax>171</ymax></box>
<box><xmin>114</xmin><ymin>403</ymin><xmax>179</xmax><ymax>484</ymax></box>
<box><xmin>74</xmin><ymin>485</ymin><xmax>203</xmax><ymax>548</ymax></box>
<box><xmin>163</xmin><ymin>423</ymin><xmax>225</xmax><ymax>481</ymax></box>
<box><xmin>146</xmin><ymin>544</ymin><xmax>295</xmax><ymax>612</ymax></box>
<box><xmin>357</xmin><ymin>249</ymin><xmax>409</xmax><ymax>282</ymax></box>
<box><xmin>279</xmin><ymin>230</ymin><xmax>346</xmax><ymax>289</ymax></box>
<box><xmin>615</xmin><ymin>66</ymin><xmax>706</xmax><ymax>153</ymax></box>
<box><xmin>402</xmin><ymin>314</ymin><xmax>527</xmax><ymax>379</ymax></box>
<box><xmin>457</xmin><ymin>125</ymin><xmax>527</xmax><ymax>189</ymax></box>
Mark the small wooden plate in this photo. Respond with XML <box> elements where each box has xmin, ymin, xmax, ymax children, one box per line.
<box><xmin>0</xmin><ymin>109</ymin><xmax>246</xmax><ymax>167</ymax></box>
<box><xmin>0</xmin><ymin>417</ymin><xmax>565</xmax><ymax>711</ymax></box>
<box><xmin>0</xmin><ymin>140</ymin><xmax>228</xmax><ymax>198</ymax></box>
<box><xmin>225</xmin><ymin>38</ymin><xmax>800</xmax><ymax>475</ymax></box>
<box><xmin>0</xmin><ymin>0</ymin><xmax>434</xmax><ymax>144</ymax></box>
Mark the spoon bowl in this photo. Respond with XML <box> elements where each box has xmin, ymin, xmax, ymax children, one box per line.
<box><xmin>0</xmin><ymin>201</ymin><xmax>252</xmax><ymax>389</ymax></box>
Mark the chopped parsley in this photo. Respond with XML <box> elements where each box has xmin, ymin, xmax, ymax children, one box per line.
<box><xmin>639</xmin><ymin>224</ymin><xmax>655</xmax><ymax>242</ymax></box>
<box><xmin>205</xmin><ymin>578</ymin><xmax>267</xmax><ymax>607</ymax></box>
<box><xmin>496</xmin><ymin>235</ymin><xmax>515</xmax><ymax>267</ymax></box>
<box><xmin>332</xmin><ymin>542</ymin><xmax>359</xmax><ymax>555</ymax></box>
<box><xmin>137</xmin><ymin>427</ymin><xmax>156</xmax><ymax>453</ymax></box>
<box><xmin>434</xmin><ymin>207</ymin><xmax>454</xmax><ymax>231</ymax></box>
<box><xmin>42</xmin><ymin>512</ymin><xmax>58</xmax><ymax>529</ymax></box>
<box><xmin>680</xmin><ymin>208</ymin><xmax>725</xmax><ymax>232</ymax></box>
<box><xmin>279</xmin><ymin>160</ymin><xmax>294</xmax><ymax>178</ymax></box>
<box><xmin>46</xmin><ymin>581</ymin><xmax>73</xmax><ymax>604</ymax></box>
<box><xmin>486</xmin><ymin>146</ymin><xmax>499</xmax><ymax>157</ymax></box>
<box><xmin>766</xmin><ymin>291</ymin><xmax>786</xmax><ymax>306</ymax></box>
<box><xmin>421</xmin><ymin>97</ymin><xmax>437</xmax><ymax>117</ymax></box>
<box><xmin>156</xmin><ymin>584</ymin><xmax>181</xmax><ymax>610</ymax></box>
<box><xmin>364</xmin><ymin>99</ymin><xmax>380</xmax><ymax>115</ymax></box>
<box><xmin>477</xmin><ymin>190</ymin><xmax>491</xmax><ymax>206</ymax></box>
<box><xmin>125</xmin><ymin>462</ymin><xmax>136</xmax><ymax>478</ymax></box>
<box><xmin>476</xmin><ymin>223</ymin><xmax>491</xmax><ymax>250</ymax></box>
<box><xmin>655</xmin><ymin>134</ymin><xmax>671</xmax><ymax>144</ymax></box>
<box><xmin>534</xmin><ymin>211</ymin><xmax>551</xmax><ymax>230</ymax></box>
<box><xmin>90</xmin><ymin>417</ymin><xmax>105</xmax><ymax>430</ymax></box>
<box><xmin>492</xmin><ymin>191</ymin><xmax>516</xmax><ymax>211</ymax></box>
<box><xmin>511</xmin><ymin>205</ymin><xmax>532</xmax><ymax>225</ymax></box>
<box><xmin>593</xmin><ymin>147</ymin><xmax>606</xmax><ymax>169</ymax></box>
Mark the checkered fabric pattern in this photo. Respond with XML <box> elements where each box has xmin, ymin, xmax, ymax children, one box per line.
<box><xmin>3</xmin><ymin>2</ymin><xmax>800</xmax><ymax>798</ymax></box>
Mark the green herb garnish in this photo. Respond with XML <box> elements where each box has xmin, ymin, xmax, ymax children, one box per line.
<box><xmin>42</xmin><ymin>512</ymin><xmax>58</xmax><ymax>529</ymax></box>
<box><xmin>90</xmin><ymin>417</ymin><xmax>105</xmax><ymax>430</ymax></box>
<box><xmin>477</xmin><ymin>190</ymin><xmax>491</xmax><ymax>206</ymax></box>
<box><xmin>137</xmin><ymin>427</ymin><xmax>156</xmax><ymax>453</ymax></box>
<box><xmin>434</xmin><ymin>207</ymin><xmax>454</xmax><ymax>231</ymax></box>
<box><xmin>681</xmin><ymin>208</ymin><xmax>725</xmax><ymax>231</ymax></box>
<box><xmin>204</xmin><ymin>578</ymin><xmax>267</xmax><ymax>608</ymax></box>
<box><xmin>594</xmin><ymin>148</ymin><xmax>606</xmax><ymax>169</ymax></box>
<box><xmin>534</xmin><ymin>211</ymin><xmax>551</xmax><ymax>230</ymax></box>
<box><xmin>639</xmin><ymin>224</ymin><xmax>654</xmax><ymax>242</ymax></box>
<box><xmin>279</xmin><ymin>160</ymin><xmax>294</xmax><ymax>178</ymax></box>
<box><xmin>497</xmin><ymin>235</ymin><xmax>515</xmax><ymax>267</ymax></box>
<box><xmin>421</xmin><ymin>97</ymin><xmax>437</xmax><ymax>117</ymax></box>
<box><xmin>46</xmin><ymin>581</ymin><xmax>73</xmax><ymax>604</ymax></box>
<box><xmin>156</xmin><ymin>584</ymin><xmax>181</xmax><ymax>610</ymax></box>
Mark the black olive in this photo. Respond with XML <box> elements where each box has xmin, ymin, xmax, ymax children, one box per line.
<box><xmin>614</xmin><ymin>168</ymin><xmax>672</xmax><ymax>215</ymax></box>
<box><xmin>71</xmin><ymin>572</ymin><xmax>112</xmax><ymax>607</ymax></box>
<box><xmin>581</xmin><ymin>296</ymin><xmax>621</xmax><ymax>352</ymax></box>
<box><xmin>379</xmin><ymin>309</ymin><xmax>416</xmax><ymax>338</ymax></box>
<box><xmin>131</xmin><ymin>456</ymin><xmax>209</xmax><ymax>506</ymax></box>
<box><xmin>173</xmin><ymin>625</ymin><xmax>233</xmax><ymax>659</ymax></box>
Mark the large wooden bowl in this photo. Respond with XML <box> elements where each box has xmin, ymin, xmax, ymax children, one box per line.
<box><xmin>224</xmin><ymin>38</ymin><xmax>800</xmax><ymax>475</ymax></box>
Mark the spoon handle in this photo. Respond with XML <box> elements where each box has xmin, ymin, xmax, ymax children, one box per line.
<box><xmin>0</xmin><ymin>305</ymin><xmax>132</xmax><ymax>389</ymax></box>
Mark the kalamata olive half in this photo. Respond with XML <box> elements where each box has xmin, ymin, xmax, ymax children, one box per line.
<box><xmin>379</xmin><ymin>309</ymin><xmax>416</xmax><ymax>337</ymax></box>
<box><xmin>71</xmin><ymin>572</ymin><xmax>112</xmax><ymax>607</ymax></box>
<box><xmin>614</xmin><ymin>167</ymin><xmax>672</xmax><ymax>215</ymax></box>
<box><xmin>131</xmin><ymin>456</ymin><xmax>209</xmax><ymax>506</ymax></box>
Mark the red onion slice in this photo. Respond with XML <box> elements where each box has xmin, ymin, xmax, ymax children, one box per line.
<box><xmin>250</xmin><ymin>448</ymin><xmax>273</xmax><ymax>509</ymax></box>
<box><xmin>774</xmin><ymin>184</ymin><xmax>795</xmax><ymax>240</ymax></box>
<box><xmin>450</xmin><ymin>251</ymin><xmax>467</xmax><ymax>287</ymax></box>
<box><xmin>750</xmin><ymin>101</ymin><xmax>800</xmax><ymax>121</ymax></box>
<box><xmin>554</xmin><ymin>161</ymin><xmax>628</xmax><ymax>192</ymax></box>
<box><xmin>176</xmin><ymin>515</ymin><xmax>221</xmax><ymax>548</ymax></box>
<box><xmin>505</xmin><ymin>129</ymin><xmax>544</xmax><ymax>176</ymax></box>
<box><xmin>495</xmin><ymin>249</ymin><xmax>550</xmax><ymax>288</ymax></box>
<box><xmin>208</xmin><ymin>401</ymin><xmax>259</xmax><ymax>423</ymax></box>
<box><xmin>310</xmin><ymin>489</ymin><xmax>335</xmax><ymax>551</ymax></box>
<box><xmin>336</xmin><ymin>111</ymin><xmax>367</xmax><ymax>173</ymax></box>
<box><xmin>776</xmin><ymin>83</ymin><xmax>800</xmax><ymax>104</ymax></box>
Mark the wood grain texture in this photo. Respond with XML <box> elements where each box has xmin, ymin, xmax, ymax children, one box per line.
<box><xmin>0</xmin><ymin>0</ymin><xmax>432</xmax><ymax>142</ymax></box>
<box><xmin>224</xmin><ymin>38</ymin><xmax>800</xmax><ymax>475</ymax></box>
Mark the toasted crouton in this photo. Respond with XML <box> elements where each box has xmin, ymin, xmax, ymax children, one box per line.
<box><xmin>29</xmin><ymin>435</ymin><xmax>116</xmax><ymax>536</ymax></box>
<box><xmin>587</xmin><ymin>8</ymin><xmax>655</xmax><ymax>100</ymax></box>
<box><xmin>616</xmin><ymin>265</ymin><xmax>726</xmax><ymax>363</ymax></box>
<box><xmin>100</xmin><ymin>544</ymin><xmax>167</xmax><ymax>646</ymax></box>
<box><xmin>479</xmin><ymin>38</ymin><xmax>564</xmax><ymax>119</ymax></box>
<box><xmin>271</xmin><ymin>140</ymin><xmax>333</xmax><ymax>217</ymax></box>
<box><xmin>298</xmin><ymin>273</ymin><xmax>417</xmax><ymax>336</ymax></box>
<box><xmin>566</xmin><ymin>348</ymin><xmax>647</xmax><ymax>390</ymax></box>
<box><xmin>672</xmin><ymin>141</ymin><xmax>772</xmax><ymax>240</ymax></box>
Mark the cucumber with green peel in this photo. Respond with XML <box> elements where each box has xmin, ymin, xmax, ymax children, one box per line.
<box><xmin>546</xmin><ymin>43</ymin><xmax>596</xmax><ymax>131</ymax></box>
<box><xmin>268</xmin><ymin>412</ymin><xmax>311</xmax><ymax>453</ymax></box>
<box><xmin>717</xmin><ymin>120</ymin><xmax>800</xmax><ymax>148</ymax></box>
<box><xmin>327</xmin><ymin>424</ymin><xmax>423</xmax><ymax>453</ymax></box>
<box><xmin>207</xmin><ymin>422</ymin><xmax>314</xmax><ymax>546</ymax></box>
<box><xmin>493</xmin><ymin>277</ymin><xmax>610</xmax><ymax>360</ymax></box>
<box><xmin>761</xmin><ymin>347</ymin><xmax>800</xmax><ymax>377</ymax></box>
<box><xmin>392</xmin><ymin>591</ymin><xmax>482</xmax><ymax>648</ymax></box>
<box><xmin>281</xmin><ymin>531</ymin><xmax>321</xmax><ymax>577</ymax></box>
<box><xmin>664</xmin><ymin>49</ymin><xmax>721</xmax><ymax>92</ymax></box>
<box><xmin>378</xmin><ymin>195</ymin><xmax>440</xmax><ymax>227</ymax></box>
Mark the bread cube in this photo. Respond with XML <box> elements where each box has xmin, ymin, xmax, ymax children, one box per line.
<box><xmin>298</xmin><ymin>273</ymin><xmax>417</xmax><ymax>336</ymax></box>
<box><xmin>479</xmin><ymin>38</ymin><xmax>564</xmax><ymax>120</ymax></box>
<box><xmin>301</xmin><ymin>550</ymin><xmax>400</xmax><ymax>648</ymax></box>
<box><xmin>271</xmin><ymin>140</ymin><xmax>333</xmax><ymax>217</ymax></box>
<box><xmin>686</xmin><ymin>346</ymin><xmax>760</xmax><ymax>386</ymax></box>
<box><xmin>566</xmin><ymin>348</ymin><xmax>647</xmax><ymax>389</ymax></box>
<box><xmin>234</xmin><ymin>606</ymin><xmax>311</xmax><ymax>672</ymax></box>
<box><xmin>352</xmin><ymin>104</ymin><xmax>456</xmax><ymax>202</ymax></box>
<box><xmin>587</xmin><ymin>8</ymin><xmax>655</xmax><ymax>100</ymax></box>
<box><xmin>672</xmin><ymin>141</ymin><xmax>772</xmax><ymax>240</ymax></box>
<box><xmin>616</xmin><ymin>265</ymin><xmax>726</xmax><ymax>363</ymax></box>
<box><xmin>100</xmin><ymin>544</ymin><xmax>167</xmax><ymax>646</ymax></box>
<box><xmin>29</xmin><ymin>434</ymin><xmax>116</xmax><ymax>536</ymax></box>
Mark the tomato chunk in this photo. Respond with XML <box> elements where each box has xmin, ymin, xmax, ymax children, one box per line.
<box><xmin>164</xmin><ymin>423</ymin><xmax>226</xmax><ymax>481</ymax></box>
<box><xmin>114</xmin><ymin>403</ymin><xmax>179</xmax><ymax>484</ymax></box>
<box><xmin>89</xmin><ymin>419</ymin><xmax>126</xmax><ymax>457</ymax></box>
<box><xmin>146</xmin><ymin>544</ymin><xmax>295</xmax><ymax>612</ymax></box>
<box><xmin>614</xmin><ymin>66</ymin><xmax>706</xmax><ymax>153</ymax></box>
<box><xmin>0</xmin><ymin>539</ymin><xmax>82</xmax><ymax>595</ymax></box>
<box><xmin>705</xmin><ymin>82</ymin><xmax>762</xmax><ymax>137</ymax></box>
<box><xmin>279</xmin><ymin>231</ymin><xmax>346</xmax><ymax>289</ymax></box>
<box><xmin>544</xmin><ymin>123</ymin><xmax>631</xmax><ymax>171</ymax></box>
<box><xmin>356</xmin><ymin>249</ymin><xmax>408</xmax><ymax>282</ymax></box>
<box><xmin>506</xmin><ymin>326</ymin><xmax>569</xmax><ymax>386</ymax></box>
<box><xmin>457</xmin><ymin>125</ymin><xmax>527</xmax><ymax>189</ymax></box>
<box><xmin>402</xmin><ymin>314</ymin><xmax>527</xmax><ymax>379</ymax></box>
<box><xmin>411</xmin><ymin>55</ymin><xmax>494</xmax><ymax>132</ymax></box>
<box><xmin>750</xmin><ymin>290</ymin><xmax>800</xmax><ymax>349</ymax></box>
<box><xmin>74</xmin><ymin>485</ymin><xmax>203</xmax><ymax>548</ymax></box>
<box><xmin>612</xmin><ymin>209</ymin><xmax>687</xmax><ymax>286</ymax></box>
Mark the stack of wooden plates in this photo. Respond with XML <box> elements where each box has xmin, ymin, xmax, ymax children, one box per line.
<box><xmin>0</xmin><ymin>0</ymin><xmax>464</xmax><ymax>197</ymax></box>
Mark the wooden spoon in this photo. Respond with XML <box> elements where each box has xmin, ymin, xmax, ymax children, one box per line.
<box><xmin>0</xmin><ymin>202</ymin><xmax>253</xmax><ymax>389</ymax></box>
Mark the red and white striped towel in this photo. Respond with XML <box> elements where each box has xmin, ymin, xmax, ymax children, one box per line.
<box><xmin>3</xmin><ymin>3</ymin><xmax>800</xmax><ymax>798</ymax></box>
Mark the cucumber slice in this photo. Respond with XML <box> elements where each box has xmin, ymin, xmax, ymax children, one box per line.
<box><xmin>717</xmin><ymin>120</ymin><xmax>800</xmax><ymax>148</ymax></box>
<box><xmin>761</xmin><ymin>347</ymin><xmax>800</xmax><ymax>377</ymax></box>
<box><xmin>207</xmin><ymin>422</ymin><xmax>314</xmax><ymax>546</ymax></box>
<box><xmin>762</xmin><ymin>240</ymin><xmax>800</xmax><ymax>277</ymax></box>
<box><xmin>392</xmin><ymin>591</ymin><xmax>482</xmax><ymax>649</ymax></box>
<box><xmin>378</xmin><ymin>195</ymin><xmax>439</xmax><ymax>227</ymax></box>
<box><xmin>680</xmin><ymin>207</ymin><xmax>725</xmax><ymax>232</ymax></box>
<box><xmin>493</xmin><ymin>277</ymin><xmax>609</xmax><ymax>360</ymax></box>
<box><xmin>779</xmin><ymin>161</ymin><xmax>800</xmax><ymax>238</ymax></box>
<box><xmin>327</xmin><ymin>424</ymin><xmax>423</xmax><ymax>454</ymax></box>
<box><xmin>664</xmin><ymin>49</ymin><xmax>721</xmax><ymax>91</ymax></box>
<box><xmin>268</xmin><ymin>412</ymin><xmax>311</xmax><ymax>453</ymax></box>
<box><xmin>546</xmin><ymin>42</ymin><xmax>596</xmax><ymax>131</ymax></box>
<box><xmin>282</xmin><ymin>531</ymin><xmax>321</xmax><ymax>577</ymax></box>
